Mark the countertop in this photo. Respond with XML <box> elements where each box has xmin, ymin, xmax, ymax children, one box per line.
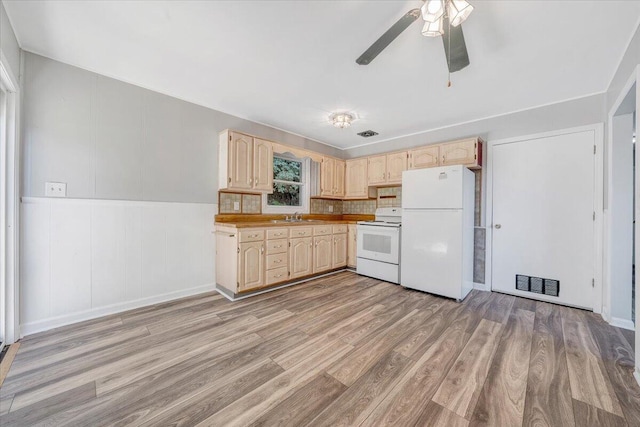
<box><xmin>214</xmin><ymin>214</ymin><xmax>374</xmax><ymax>228</ymax></box>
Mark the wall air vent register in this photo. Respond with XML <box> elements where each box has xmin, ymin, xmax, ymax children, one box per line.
<box><xmin>516</xmin><ymin>274</ymin><xmax>560</xmax><ymax>297</ymax></box>
<box><xmin>357</xmin><ymin>130</ymin><xmax>379</xmax><ymax>138</ymax></box>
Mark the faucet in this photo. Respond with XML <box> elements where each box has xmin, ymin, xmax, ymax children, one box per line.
<box><xmin>294</xmin><ymin>212</ymin><xmax>301</xmax><ymax>221</ymax></box>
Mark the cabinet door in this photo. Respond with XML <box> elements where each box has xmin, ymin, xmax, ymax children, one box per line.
<box><xmin>228</xmin><ymin>131</ymin><xmax>253</xmax><ymax>190</ymax></box>
<box><xmin>332</xmin><ymin>233</ymin><xmax>347</xmax><ymax>268</ymax></box>
<box><xmin>345</xmin><ymin>158</ymin><xmax>368</xmax><ymax>199</ymax></box>
<box><xmin>334</xmin><ymin>160</ymin><xmax>346</xmax><ymax>198</ymax></box>
<box><xmin>347</xmin><ymin>224</ymin><xmax>357</xmax><ymax>268</ymax></box>
<box><xmin>290</xmin><ymin>237</ymin><xmax>313</xmax><ymax>279</ymax></box>
<box><xmin>386</xmin><ymin>152</ymin><xmax>407</xmax><ymax>184</ymax></box>
<box><xmin>253</xmin><ymin>138</ymin><xmax>273</xmax><ymax>191</ymax></box>
<box><xmin>409</xmin><ymin>145</ymin><xmax>440</xmax><ymax>170</ymax></box>
<box><xmin>441</xmin><ymin>139</ymin><xmax>478</xmax><ymax>167</ymax></box>
<box><xmin>313</xmin><ymin>236</ymin><xmax>333</xmax><ymax>273</ymax></box>
<box><xmin>238</xmin><ymin>241</ymin><xmax>264</xmax><ymax>291</ymax></box>
<box><xmin>321</xmin><ymin>157</ymin><xmax>335</xmax><ymax>197</ymax></box>
<box><xmin>367</xmin><ymin>155</ymin><xmax>387</xmax><ymax>186</ymax></box>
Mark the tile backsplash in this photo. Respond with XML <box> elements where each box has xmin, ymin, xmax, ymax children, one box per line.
<box><xmin>310</xmin><ymin>199</ymin><xmax>343</xmax><ymax>215</ymax></box>
<box><xmin>377</xmin><ymin>187</ymin><xmax>402</xmax><ymax>208</ymax></box>
<box><xmin>219</xmin><ymin>192</ymin><xmax>261</xmax><ymax>214</ymax></box>
<box><xmin>342</xmin><ymin>200</ymin><xmax>377</xmax><ymax>215</ymax></box>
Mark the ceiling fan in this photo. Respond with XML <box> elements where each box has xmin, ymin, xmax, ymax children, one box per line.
<box><xmin>356</xmin><ymin>0</ymin><xmax>474</xmax><ymax>80</ymax></box>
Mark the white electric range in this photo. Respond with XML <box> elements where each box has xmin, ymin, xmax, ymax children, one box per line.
<box><xmin>356</xmin><ymin>207</ymin><xmax>402</xmax><ymax>284</ymax></box>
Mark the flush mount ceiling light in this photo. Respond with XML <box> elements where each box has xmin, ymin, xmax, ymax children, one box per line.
<box><xmin>330</xmin><ymin>112</ymin><xmax>354</xmax><ymax>129</ymax></box>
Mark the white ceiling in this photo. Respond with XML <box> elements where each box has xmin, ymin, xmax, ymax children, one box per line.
<box><xmin>4</xmin><ymin>0</ymin><xmax>640</xmax><ymax>149</ymax></box>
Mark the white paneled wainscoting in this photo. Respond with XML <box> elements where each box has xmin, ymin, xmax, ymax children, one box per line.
<box><xmin>20</xmin><ymin>197</ymin><xmax>216</xmax><ymax>336</ymax></box>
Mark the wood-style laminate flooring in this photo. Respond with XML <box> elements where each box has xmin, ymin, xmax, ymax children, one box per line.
<box><xmin>2</xmin><ymin>271</ymin><xmax>639</xmax><ymax>426</ymax></box>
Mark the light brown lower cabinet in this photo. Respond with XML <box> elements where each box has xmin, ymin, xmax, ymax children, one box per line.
<box><xmin>290</xmin><ymin>237</ymin><xmax>313</xmax><ymax>279</ymax></box>
<box><xmin>215</xmin><ymin>223</ymin><xmax>356</xmax><ymax>295</ymax></box>
<box><xmin>332</xmin><ymin>233</ymin><xmax>347</xmax><ymax>268</ymax></box>
<box><xmin>238</xmin><ymin>241</ymin><xmax>264</xmax><ymax>292</ymax></box>
<box><xmin>347</xmin><ymin>224</ymin><xmax>357</xmax><ymax>268</ymax></box>
<box><xmin>313</xmin><ymin>235</ymin><xmax>333</xmax><ymax>273</ymax></box>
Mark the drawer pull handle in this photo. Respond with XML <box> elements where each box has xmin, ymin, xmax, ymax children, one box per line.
<box><xmin>274</xmin><ymin>259</ymin><xmax>282</xmax><ymax>264</ymax></box>
<box><xmin>275</xmin><ymin>274</ymin><xmax>283</xmax><ymax>278</ymax></box>
<box><xmin>249</xmin><ymin>234</ymin><xmax>259</xmax><ymax>238</ymax></box>
<box><xmin>298</xmin><ymin>232</ymin><xmax>306</xmax><ymax>235</ymax></box>
<box><xmin>275</xmin><ymin>245</ymin><xmax>282</xmax><ymax>248</ymax></box>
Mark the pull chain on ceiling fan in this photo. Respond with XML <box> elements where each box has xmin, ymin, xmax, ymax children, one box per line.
<box><xmin>356</xmin><ymin>0</ymin><xmax>474</xmax><ymax>86</ymax></box>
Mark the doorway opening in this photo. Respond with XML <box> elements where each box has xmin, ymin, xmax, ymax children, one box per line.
<box><xmin>609</xmin><ymin>81</ymin><xmax>637</xmax><ymax>335</ymax></box>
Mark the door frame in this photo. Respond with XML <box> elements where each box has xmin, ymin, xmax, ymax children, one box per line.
<box><xmin>605</xmin><ymin>65</ymin><xmax>639</xmax><ymax>330</ymax></box>
<box><xmin>485</xmin><ymin>123</ymin><xmax>604</xmax><ymax>314</ymax></box>
<box><xmin>0</xmin><ymin>50</ymin><xmax>20</xmax><ymax>345</ymax></box>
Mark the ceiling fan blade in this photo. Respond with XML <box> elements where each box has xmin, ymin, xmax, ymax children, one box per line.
<box><xmin>356</xmin><ymin>8</ymin><xmax>421</xmax><ymax>65</ymax></box>
<box><xmin>442</xmin><ymin>16</ymin><xmax>470</xmax><ymax>73</ymax></box>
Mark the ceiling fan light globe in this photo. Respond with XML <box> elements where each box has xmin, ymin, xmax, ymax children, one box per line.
<box><xmin>422</xmin><ymin>19</ymin><xmax>444</xmax><ymax>37</ymax></box>
<box><xmin>421</xmin><ymin>0</ymin><xmax>444</xmax><ymax>23</ymax></box>
<box><xmin>448</xmin><ymin>0</ymin><xmax>474</xmax><ymax>27</ymax></box>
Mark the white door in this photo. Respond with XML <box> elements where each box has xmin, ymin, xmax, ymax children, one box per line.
<box><xmin>491</xmin><ymin>130</ymin><xmax>596</xmax><ymax>309</ymax></box>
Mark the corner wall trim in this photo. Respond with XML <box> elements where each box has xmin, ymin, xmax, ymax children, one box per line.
<box><xmin>609</xmin><ymin>317</ymin><xmax>635</xmax><ymax>331</ymax></box>
<box><xmin>473</xmin><ymin>282</ymin><xmax>490</xmax><ymax>292</ymax></box>
<box><xmin>20</xmin><ymin>284</ymin><xmax>215</xmax><ymax>337</ymax></box>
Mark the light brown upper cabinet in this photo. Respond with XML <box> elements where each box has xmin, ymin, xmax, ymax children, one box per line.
<box><xmin>367</xmin><ymin>155</ymin><xmax>387</xmax><ymax>186</ymax></box>
<box><xmin>334</xmin><ymin>160</ymin><xmax>345</xmax><ymax>198</ymax></box>
<box><xmin>219</xmin><ymin>130</ymin><xmax>274</xmax><ymax>193</ymax></box>
<box><xmin>440</xmin><ymin>138</ymin><xmax>483</xmax><ymax>169</ymax></box>
<box><xmin>345</xmin><ymin>158</ymin><xmax>368</xmax><ymax>199</ymax></box>
<box><xmin>320</xmin><ymin>157</ymin><xmax>345</xmax><ymax>198</ymax></box>
<box><xmin>367</xmin><ymin>152</ymin><xmax>408</xmax><ymax>186</ymax></box>
<box><xmin>409</xmin><ymin>145</ymin><xmax>440</xmax><ymax>170</ymax></box>
<box><xmin>386</xmin><ymin>152</ymin><xmax>408</xmax><ymax>184</ymax></box>
<box><xmin>253</xmin><ymin>138</ymin><xmax>274</xmax><ymax>191</ymax></box>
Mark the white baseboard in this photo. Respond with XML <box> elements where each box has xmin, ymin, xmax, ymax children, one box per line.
<box><xmin>473</xmin><ymin>282</ymin><xmax>490</xmax><ymax>292</ymax></box>
<box><xmin>20</xmin><ymin>284</ymin><xmax>214</xmax><ymax>337</ymax></box>
<box><xmin>609</xmin><ymin>317</ymin><xmax>635</xmax><ymax>331</ymax></box>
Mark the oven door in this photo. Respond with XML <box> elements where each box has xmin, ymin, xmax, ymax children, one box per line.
<box><xmin>357</xmin><ymin>224</ymin><xmax>400</xmax><ymax>265</ymax></box>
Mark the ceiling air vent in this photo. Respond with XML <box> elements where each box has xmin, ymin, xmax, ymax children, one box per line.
<box><xmin>357</xmin><ymin>130</ymin><xmax>378</xmax><ymax>138</ymax></box>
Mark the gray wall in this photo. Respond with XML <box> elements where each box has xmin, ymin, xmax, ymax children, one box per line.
<box><xmin>22</xmin><ymin>52</ymin><xmax>342</xmax><ymax>203</ymax></box>
<box><xmin>1</xmin><ymin>1</ymin><xmax>20</xmax><ymax>81</ymax></box>
<box><xmin>343</xmin><ymin>94</ymin><xmax>605</xmax><ymax>159</ymax></box>
<box><xmin>607</xmin><ymin>24</ymin><xmax>640</xmax><ymax>112</ymax></box>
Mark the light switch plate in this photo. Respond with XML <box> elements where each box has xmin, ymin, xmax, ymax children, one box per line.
<box><xmin>233</xmin><ymin>201</ymin><xmax>240</xmax><ymax>211</ymax></box>
<box><xmin>45</xmin><ymin>182</ymin><xmax>67</xmax><ymax>197</ymax></box>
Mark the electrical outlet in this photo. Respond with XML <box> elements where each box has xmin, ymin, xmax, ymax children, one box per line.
<box><xmin>45</xmin><ymin>182</ymin><xmax>67</xmax><ymax>197</ymax></box>
<box><xmin>328</xmin><ymin>205</ymin><xmax>334</xmax><ymax>213</ymax></box>
<box><xmin>233</xmin><ymin>201</ymin><xmax>240</xmax><ymax>211</ymax></box>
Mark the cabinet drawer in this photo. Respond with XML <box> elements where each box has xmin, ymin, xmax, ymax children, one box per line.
<box><xmin>267</xmin><ymin>228</ymin><xmax>288</xmax><ymax>240</ymax></box>
<box><xmin>266</xmin><ymin>253</ymin><xmax>288</xmax><ymax>270</ymax></box>
<box><xmin>266</xmin><ymin>266</ymin><xmax>289</xmax><ymax>285</ymax></box>
<box><xmin>266</xmin><ymin>238</ymin><xmax>288</xmax><ymax>255</ymax></box>
<box><xmin>332</xmin><ymin>225</ymin><xmax>347</xmax><ymax>234</ymax></box>
<box><xmin>290</xmin><ymin>227</ymin><xmax>313</xmax><ymax>238</ymax></box>
<box><xmin>314</xmin><ymin>225</ymin><xmax>332</xmax><ymax>236</ymax></box>
<box><xmin>239</xmin><ymin>229</ymin><xmax>265</xmax><ymax>243</ymax></box>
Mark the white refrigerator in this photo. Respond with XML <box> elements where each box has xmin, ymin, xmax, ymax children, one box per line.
<box><xmin>401</xmin><ymin>165</ymin><xmax>475</xmax><ymax>301</ymax></box>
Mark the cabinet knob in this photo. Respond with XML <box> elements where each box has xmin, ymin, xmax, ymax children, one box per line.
<box><xmin>495</xmin><ymin>224</ymin><xmax>502</xmax><ymax>229</ymax></box>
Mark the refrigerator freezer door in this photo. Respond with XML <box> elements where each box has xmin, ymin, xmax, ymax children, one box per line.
<box><xmin>400</xmin><ymin>209</ymin><xmax>463</xmax><ymax>299</ymax></box>
<box><xmin>402</xmin><ymin>165</ymin><xmax>464</xmax><ymax>209</ymax></box>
